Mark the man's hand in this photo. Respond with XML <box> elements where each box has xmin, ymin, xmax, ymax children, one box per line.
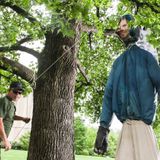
<box><xmin>14</xmin><ymin>115</ymin><xmax>31</xmax><ymax>123</ymax></box>
<box><xmin>23</xmin><ymin>117</ymin><xmax>30</xmax><ymax>123</ymax></box>
<box><xmin>0</xmin><ymin>118</ymin><xmax>11</xmax><ymax>151</ymax></box>
<box><xmin>94</xmin><ymin>126</ymin><xmax>109</xmax><ymax>155</ymax></box>
<box><xmin>3</xmin><ymin>139</ymin><xmax>11</xmax><ymax>151</ymax></box>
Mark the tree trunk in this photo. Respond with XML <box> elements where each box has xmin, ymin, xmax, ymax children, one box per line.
<box><xmin>28</xmin><ymin>23</ymin><xmax>81</xmax><ymax>160</ymax></box>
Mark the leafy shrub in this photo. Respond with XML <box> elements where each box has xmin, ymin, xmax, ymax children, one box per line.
<box><xmin>107</xmin><ymin>132</ymin><xmax>119</xmax><ymax>158</ymax></box>
<box><xmin>11</xmin><ymin>117</ymin><xmax>119</xmax><ymax>158</ymax></box>
<box><xmin>85</xmin><ymin>127</ymin><xmax>97</xmax><ymax>156</ymax></box>
<box><xmin>74</xmin><ymin>116</ymin><xmax>119</xmax><ymax>157</ymax></box>
<box><xmin>12</xmin><ymin>132</ymin><xmax>30</xmax><ymax>150</ymax></box>
<box><xmin>74</xmin><ymin>116</ymin><xmax>87</xmax><ymax>155</ymax></box>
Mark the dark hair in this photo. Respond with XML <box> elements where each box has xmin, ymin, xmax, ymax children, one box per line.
<box><xmin>118</xmin><ymin>14</ymin><xmax>134</xmax><ymax>24</ymax></box>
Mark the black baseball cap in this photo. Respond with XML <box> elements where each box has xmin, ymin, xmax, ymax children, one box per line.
<box><xmin>10</xmin><ymin>82</ymin><xmax>24</xmax><ymax>92</ymax></box>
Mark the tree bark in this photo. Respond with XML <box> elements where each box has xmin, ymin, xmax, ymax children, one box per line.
<box><xmin>0</xmin><ymin>56</ymin><xmax>34</xmax><ymax>83</ymax></box>
<box><xmin>28</xmin><ymin>23</ymin><xmax>81</xmax><ymax>160</ymax></box>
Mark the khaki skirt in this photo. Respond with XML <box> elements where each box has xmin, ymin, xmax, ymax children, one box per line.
<box><xmin>115</xmin><ymin>120</ymin><xmax>160</xmax><ymax>160</ymax></box>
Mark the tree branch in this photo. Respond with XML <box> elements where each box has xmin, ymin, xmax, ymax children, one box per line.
<box><xmin>88</xmin><ymin>32</ymin><xmax>93</xmax><ymax>50</ymax></box>
<box><xmin>0</xmin><ymin>56</ymin><xmax>35</xmax><ymax>83</ymax></box>
<box><xmin>77</xmin><ymin>59</ymin><xmax>90</xmax><ymax>84</ymax></box>
<box><xmin>81</xmin><ymin>25</ymin><xmax>98</xmax><ymax>33</ymax></box>
<box><xmin>0</xmin><ymin>37</ymin><xmax>40</xmax><ymax>58</ymax></box>
<box><xmin>17</xmin><ymin>46</ymin><xmax>40</xmax><ymax>58</ymax></box>
<box><xmin>0</xmin><ymin>0</ymin><xmax>37</xmax><ymax>23</ymax></box>
<box><xmin>130</xmin><ymin>0</ymin><xmax>160</xmax><ymax>14</ymax></box>
<box><xmin>104</xmin><ymin>29</ymin><xmax>116</xmax><ymax>36</ymax></box>
<box><xmin>18</xmin><ymin>36</ymin><xmax>32</xmax><ymax>45</ymax></box>
<box><xmin>81</xmin><ymin>25</ymin><xmax>115</xmax><ymax>36</ymax></box>
<box><xmin>96</xmin><ymin>6</ymin><xmax>100</xmax><ymax>18</ymax></box>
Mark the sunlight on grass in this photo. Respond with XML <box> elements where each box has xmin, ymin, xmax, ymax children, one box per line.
<box><xmin>75</xmin><ymin>155</ymin><xmax>113</xmax><ymax>160</ymax></box>
<box><xmin>1</xmin><ymin>149</ymin><xmax>113</xmax><ymax>160</ymax></box>
<box><xmin>1</xmin><ymin>149</ymin><xmax>27</xmax><ymax>160</ymax></box>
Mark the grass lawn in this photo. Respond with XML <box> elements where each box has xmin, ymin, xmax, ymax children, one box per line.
<box><xmin>75</xmin><ymin>155</ymin><xmax>113</xmax><ymax>160</ymax></box>
<box><xmin>1</xmin><ymin>149</ymin><xmax>27</xmax><ymax>160</ymax></box>
<box><xmin>1</xmin><ymin>149</ymin><xmax>113</xmax><ymax>160</ymax></box>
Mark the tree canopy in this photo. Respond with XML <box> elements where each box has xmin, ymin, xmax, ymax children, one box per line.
<box><xmin>1</xmin><ymin>1</ymin><xmax>160</xmax><ymax>159</ymax></box>
<box><xmin>0</xmin><ymin>0</ymin><xmax>160</xmax><ymax>121</ymax></box>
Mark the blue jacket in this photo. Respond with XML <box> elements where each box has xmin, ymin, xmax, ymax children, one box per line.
<box><xmin>100</xmin><ymin>45</ymin><xmax>160</xmax><ymax>128</ymax></box>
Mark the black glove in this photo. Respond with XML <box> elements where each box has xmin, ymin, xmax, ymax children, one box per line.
<box><xmin>94</xmin><ymin>126</ymin><xmax>109</xmax><ymax>155</ymax></box>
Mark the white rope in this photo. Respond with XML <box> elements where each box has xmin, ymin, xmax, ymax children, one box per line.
<box><xmin>34</xmin><ymin>33</ymin><xmax>86</xmax><ymax>83</ymax></box>
<box><xmin>12</xmin><ymin>94</ymin><xmax>32</xmax><ymax>142</ymax></box>
<box><xmin>11</xmin><ymin>25</ymin><xmax>86</xmax><ymax>142</ymax></box>
<box><xmin>11</xmin><ymin>123</ymin><xmax>27</xmax><ymax>142</ymax></box>
<box><xmin>30</xmin><ymin>70</ymin><xmax>36</xmax><ymax>89</ymax></box>
<box><xmin>12</xmin><ymin>33</ymin><xmax>86</xmax><ymax>142</ymax></box>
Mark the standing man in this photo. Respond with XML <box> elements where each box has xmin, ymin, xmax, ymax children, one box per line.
<box><xmin>94</xmin><ymin>14</ymin><xmax>160</xmax><ymax>160</ymax></box>
<box><xmin>0</xmin><ymin>81</ymin><xmax>30</xmax><ymax>151</ymax></box>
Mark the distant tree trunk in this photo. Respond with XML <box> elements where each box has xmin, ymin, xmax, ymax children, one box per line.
<box><xmin>28</xmin><ymin>22</ymin><xmax>81</xmax><ymax>160</ymax></box>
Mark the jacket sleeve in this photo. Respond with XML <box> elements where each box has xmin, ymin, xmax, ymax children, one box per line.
<box><xmin>100</xmin><ymin>65</ymin><xmax>115</xmax><ymax>129</ymax></box>
<box><xmin>147</xmin><ymin>54</ymin><xmax>160</xmax><ymax>95</ymax></box>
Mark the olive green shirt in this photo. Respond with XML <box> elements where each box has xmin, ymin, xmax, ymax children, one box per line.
<box><xmin>0</xmin><ymin>96</ymin><xmax>16</xmax><ymax>137</ymax></box>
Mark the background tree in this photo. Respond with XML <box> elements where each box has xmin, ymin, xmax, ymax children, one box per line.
<box><xmin>74</xmin><ymin>117</ymin><xmax>86</xmax><ymax>155</ymax></box>
<box><xmin>0</xmin><ymin>0</ymin><xmax>160</xmax><ymax>160</ymax></box>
